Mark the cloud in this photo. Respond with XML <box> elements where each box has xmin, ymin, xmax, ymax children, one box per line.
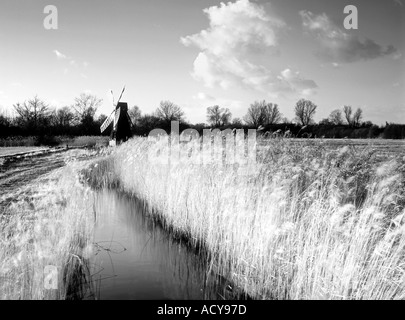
<box><xmin>53</xmin><ymin>50</ymin><xmax>90</xmax><ymax>77</ymax></box>
<box><xmin>275</xmin><ymin>68</ymin><xmax>318</xmax><ymax>96</ymax></box>
<box><xmin>181</xmin><ymin>0</ymin><xmax>317</xmax><ymax>96</ymax></box>
<box><xmin>193</xmin><ymin>92</ymin><xmax>215</xmax><ymax>101</ymax></box>
<box><xmin>300</xmin><ymin>11</ymin><xmax>397</xmax><ymax>63</ymax></box>
<box><xmin>53</xmin><ymin>50</ymin><xmax>67</xmax><ymax>60</ymax></box>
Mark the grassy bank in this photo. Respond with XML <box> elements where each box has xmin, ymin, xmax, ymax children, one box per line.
<box><xmin>0</xmin><ymin>136</ymin><xmax>109</xmax><ymax>148</ymax></box>
<box><xmin>0</xmin><ymin>162</ymin><xmax>96</xmax><ymax>299</ymax></box>
<box><xmin>94</xmin><ymin>136</ymin><xmax>405</xmax><ymax>299</ymax></box>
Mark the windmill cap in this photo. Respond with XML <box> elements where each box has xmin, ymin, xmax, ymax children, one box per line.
<box><xmin>117</xmin><ymin>102</ymin><xmax>128</xmax><ymax>111</ymax></box>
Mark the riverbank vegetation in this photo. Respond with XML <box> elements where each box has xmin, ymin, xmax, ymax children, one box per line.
<box><xmin>0</xmin><ymin>161</ymin><xmax>96</xmax><ymax>299</ymax></box>
<box><xmin>89</xmin><ymin>136</ymin><xmax>405</xmax><ymax>299</ymax></box>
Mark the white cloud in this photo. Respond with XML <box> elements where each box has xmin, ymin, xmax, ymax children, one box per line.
<box><xmin>53</xmin><ymin>50</ymin><xmax>90</xmax><ymax>77</ymax></box>
<box><xmin>275</xmin><ymin>68</ymin><xmax>318</xmax><ymax>96</ymax></box>
<box><xmin>181</xmin><ymin>0</ymin><xmax>317</xmax><ymax>96</ymax></box>
<box><xmin>300</xmin><ymin>11</ymin><xmax>397</xmax><ymax>63</ymax></box>
<box><xmin>193</xmin><ymin>92</ymin><xmax>215</xmax><ymax>101</ymax></box>
<box><xmin>53</xmin><ymin>50</ymin><xmax>68</xmax><ymax>60</ymax></box>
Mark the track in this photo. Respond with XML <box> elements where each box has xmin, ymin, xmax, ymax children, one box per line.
<box><xmin>0</xmin><ymin>148</ymin><xmax>95</xmax><ymax>207</ymax></box>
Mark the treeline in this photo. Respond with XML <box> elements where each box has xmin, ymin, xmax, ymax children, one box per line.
<box><xmin>0</xmin><ymin>94</ymin><xmax>107</xmax><ymax>140</ymax></box>
<box><xmin>1</xmin><ymin>95</ymin><xmax>404</xmax><ymax>140</ymax></box>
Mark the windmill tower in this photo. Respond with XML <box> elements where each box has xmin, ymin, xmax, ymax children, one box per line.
<box><xmin>100</xmin><ymin>86</ymin><xmax>133</xmax><ymax>146</ymax></box>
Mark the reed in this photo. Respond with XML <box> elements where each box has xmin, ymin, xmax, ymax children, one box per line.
<box><xmin>105</xmin><ymin>136</ymin><xmax>405</xmax><ymax>299</ymax></box>
<box><xmin>0</xmin><ymin>163</ymin><xmax>96</xmax><ymax>299</ymax></box>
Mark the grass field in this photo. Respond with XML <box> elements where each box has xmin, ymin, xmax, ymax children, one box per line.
<box><xmin>90</xmin><ymin>136</ymin><xmax>405</xmax><ymax>299</ymax></box>
<box><xmin>0</xmin><ymin>149</ymin><xmax>104</xmax><ymax>299</ymax></box>
<box><xmin>1</xmin><ymin>136</ymin><xmax>405</xmax><ymax>300</ymax></box>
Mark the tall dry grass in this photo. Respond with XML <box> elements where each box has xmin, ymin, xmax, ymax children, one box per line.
<box><xmin>0</xmin><ymin>163</ymin><xmax>96</xmax><ymax>299</ymax></box>
<box><xmin>106</xmin><ymin>136</ymin><xmax>405</xmax><ymax>299</ymax></box>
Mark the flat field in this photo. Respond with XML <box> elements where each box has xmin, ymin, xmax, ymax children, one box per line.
<box><xmin>1</xmin><ymin>137</ymin><xmax>405</xmax><ymax>300</ymax></box>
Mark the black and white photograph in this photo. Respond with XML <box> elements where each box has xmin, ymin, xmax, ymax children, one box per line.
<box><xmin>0</xmin><ymin>0</ymin><xmax>404</xmax><ymax>306</ymax></box>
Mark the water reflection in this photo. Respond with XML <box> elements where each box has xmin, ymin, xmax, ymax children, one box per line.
<box><xmin>90</xmin><ymin>190</ymin><xmax>227</xmax><ymax>300</ymax></box>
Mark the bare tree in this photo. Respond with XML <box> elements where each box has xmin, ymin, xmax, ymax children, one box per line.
<box><xmin>128</xmin><ymin>105</ymin><xmax>142</xmax><ymax>126</ymax></box>
<box><xmin>343</xmin><ymin>105</ymin><xmax>353</xmax><ymax>125</ymax></box>
<box><xmin>244</xmin><ymin>101</ymin><xmax>265</xmax><ymax>127</ymax></box>
<box><xmin>352</xmin><ymin>108</ymin><xmax>363</xmax><ymax>127</ymax></box>
<box><xmin>263</xmin><ymin>103</ymin><xmax>282</xmax><ymax>125</ymax></box>
<box><xmin>244</xmin><ymin>100</ymin><xmax>282</xmax><ymax>127</ymax></box>
<box><xmin>207</xmin><ymin>105</ymin><xmax>232</xmax><ymax>127</ymax></box>
<box><xmin>13</xmin><ymin>96</ymin><xmax>50</xmax><ymax>130</ymax></box>
<box><xmin>328</xmin><ymin>109</ymin><xmax>344</xmax><ymax>125</ymax></box>
<box><xmin>343</xmin><ymin>105</ymin><xmax>363</xmax><ymax>127</ymax></box>
<box><xmin>294</xmin><ymin>99</ymin><xmax>317</xmax><ymax>126</ymax></box>
<box><xmin>155</xmin><ymin>100</ymin><xmax>185</xmax><ymax>124</ymax></box>
<box><xmin>71</xmin><ymin>93</ymin><xmax>102</xmax><ymax>125</ymax></box>
<box><xmin>54</xmin><ymin>106</ymin><xmax>74</xmax><ymax>127</ymax></box>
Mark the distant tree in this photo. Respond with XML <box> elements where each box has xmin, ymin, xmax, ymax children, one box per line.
<box><xmin>206</xmin><ymin>105</ymin><xmax>232</xmax><ymax>127</ymax></box>
<box><xmin>155</xmin><ymin>101</ymin><xmax>185</xmax><ymax>125</ymax></box>
<box><xmin>352</xmin><ymin>108</ymin><xmax>363</xmax><ymax>127</ymax></box>
<box><xmin>0</xmin><ymin>112</ymin><xmax>11</xmax><ymax>137</ymax></box>
<box><xmin>244</xmin><ymin>100</ymin><xmax>281</xmax><ymax>127</ymax></box>
<box><xmin>54</xmin><ymin>106</ymin><xmax>74</xmax><ymax>127</ymax></box>
<box><xmin>0</xmin><ymin>113</ymin><xmax>10</xmax><ymax>127</ymax></box>
<box><xmin>244</xmin><ymin>102</ymin><xmax>264</xmax><ymax>127</ymax></box>
<box><xmin>319</xmin><ymin>118</ymin><xmax>332</xmax><ymax>125</ymax></box>
<box><xmin>263</xmin><ymin>103</ymin><xmax>282</xmax><ymax>125</ymax></box>
<box><xmin>328</xmin><ymin>109</ymin><xmax>344</xmax><ymax>125</ymax></box>
<box><xmin>363</xmin><ymin>121</ymin><xmax>373</xmax><ymax>127</ymax></box>
<box><xmin>13</xmin><ymin>96</ymin><xmax>50</xmax><ymax>131</ymax></box>
<box><xmin>71</xmin><ymin>93</ymin><xmax>102</xmax><ymax>126</ymax></box>
<box><xmin>128</xmin><ymin>105</ymin><xmax>142</xmax><ymax>126</ymax></box>
<box><xmin>137</xmin><ymin>114</ymin><xmax>161</xmax><ymax>134</ymax></box>
<box><xmin>343</xmin><ymin>105</ymin><xmax>363</xmax><ymax>127</ymax></box>
<box><xmin>97</xmin><ymin>114</ymin><xmax>108</xmax><ymax>126</ymax></box>
<box><xmin>231</xmin><ymin>117</ymin><xmax>243</xmax><ymax>127</ymax></box>
<box><xmin>343</xmin><ymin>105</ymin><xmax>353</xmax><ymax>125</ymax></box>
<box><xmin>294</xmin><ymin>99</ymin><xmax>317</xmax><ymax>126</ymax></box>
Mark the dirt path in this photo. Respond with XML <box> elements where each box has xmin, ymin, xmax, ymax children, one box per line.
<box><xmin>0</xmin><ymin>149</ymin><xmax>97</xmax><ymax>207</ymax></box>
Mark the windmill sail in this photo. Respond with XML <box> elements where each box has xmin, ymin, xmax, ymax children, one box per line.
<box><xmin>113</xmin><ymin>105</ymin><xmax>121</xmax><ymax>131</ymax></box>
<box><xmin>100</xmin><ymin>112</ymin><xmax>115</xmax><ymax>133</ymax></box>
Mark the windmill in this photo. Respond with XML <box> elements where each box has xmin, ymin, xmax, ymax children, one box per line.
<box><xmin>100</xmin><ymin>86</ymin><xmax>133</xmax><ymax>146</ymax></box>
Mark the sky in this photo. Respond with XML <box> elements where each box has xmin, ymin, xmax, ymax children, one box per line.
<box><xmin>0</xmin><ymin>0</ymin><xmax>404</xmax><ymax>125</ymax></box>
